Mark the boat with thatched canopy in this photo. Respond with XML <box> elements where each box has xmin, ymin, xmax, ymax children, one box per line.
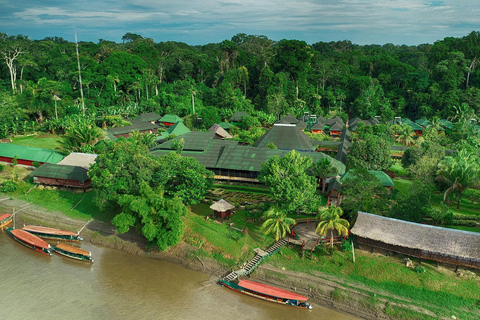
<box><xmin>351</xmin><ymin>212</ymin><xmax>480</xmax><ymax>270</ymax></box>
<box><xmin>6</xmin><ymin>228</ymin><xmax>51</xmax><ymax>255</ymax></box>
<box><xmin>0</xmin><ymin>213</ymin><xmax>13</xmax><ymax>229</ymax></box>
<box><xmin>52</xmin><ymin>243</ymin><xmax>93</xmax><ymax>262</ymax></box>
<box><xmin>219</xmin><ymin>279</ymin><xmax>312</xmax><ymax>309</ymax></box>
<box><xmin>22</xmin><ymin>225</ymin><xmax>83</xmax><ymax>241</ymax></box>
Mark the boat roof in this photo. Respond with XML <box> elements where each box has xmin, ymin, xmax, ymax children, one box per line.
<box><xmin>54</xmin><ymin>243</ymin><xmax>90</xmax><ymax>256</ymax></box>
<box><xmin>238</xmin><ymin>280</ymin><xmax>308</xmax><ymax>301</ymax></box>
<box><xmin>11</xmin><ymin>229</ymin><xmax>50</xmax><ymax>249</ymax></box>
<box><xmin>0</xmin><ymin>213</ymin><xmax>12</xmax><ymax>221</ymax></box>
<box><xmin>22</xmin><ymin>225</ymin><xmax>78</xmax><ymax>236</ymax></box>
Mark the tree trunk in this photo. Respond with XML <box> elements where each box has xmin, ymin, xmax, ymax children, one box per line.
<box><xmin>322</xmin><ymin>177</ymin><xmax>326</xmax><ymax>193</ymax></box>
<box><xmin>330</xmin><ymin>229</ymin><xmax>334</xmax><ymax>247</ymax></box>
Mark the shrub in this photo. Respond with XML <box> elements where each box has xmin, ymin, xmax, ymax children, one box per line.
<box><xmin>1</xmin><ymin>179</ymin><xmax>17</xmax><ymax>192</ymax></box>
<box><xmin>11</xmin><ymin>156</ymin><xmax>18</xmax><ymax>166</ymax></box>
<box><xmin>414</xmin><ymin>265</ymin><xmax>426</xmax><ymax>274</ymax></box>
<box><xmin>0</xmin><ymin>163</ymin><xmax>5</xmax><ymax>172</ymax></box>
<box><xmin>32</xmin><ymin>161</ymin><xmax>40</xmax><ymax>168</ymax></box>
<box><xmin>429</xmin><ymin>203</ymin><xmax>453</xmax><ymax>226</ymax></box>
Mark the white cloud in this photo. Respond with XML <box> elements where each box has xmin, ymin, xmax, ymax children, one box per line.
<box><xmin>2</xmin><ymin>0</ymin><xmax>480</xmax><ymax>44</ymax></box>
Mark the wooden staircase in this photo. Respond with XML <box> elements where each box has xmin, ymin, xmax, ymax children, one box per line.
<box><xmin>221</xmin><ymin>238</ymin><xmax>287</xmax><ymax>281</ymax></box>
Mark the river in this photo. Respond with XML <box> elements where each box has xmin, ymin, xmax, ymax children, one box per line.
<box><xmin>0</xmin><ymin>230</ymin><xmax>359</xmax><ymax>320</ymax></box>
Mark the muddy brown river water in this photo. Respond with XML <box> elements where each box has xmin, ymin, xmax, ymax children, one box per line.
<box><xmin>0</xmin><ymin>231</ymin><xmax>360</xmax><ymax>320</ymax></box>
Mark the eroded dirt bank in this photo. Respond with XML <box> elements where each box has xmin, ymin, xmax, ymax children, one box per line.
<box><xmin>0</xmin><ymin>197</ymin><xmax>442</xmax><ymax>320</ymax></box>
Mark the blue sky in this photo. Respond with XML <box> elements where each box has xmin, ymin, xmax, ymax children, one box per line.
<box><xmin>1</xmin><ymin>0</ymin><xmax>478</xmax><ymax>45</ymax></box>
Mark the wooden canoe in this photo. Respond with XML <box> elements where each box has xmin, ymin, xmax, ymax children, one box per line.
<box><xmin>7</xmin><ymin>228</ymin><xmax>52</xmax><ymax>255</ymax></box>
<box><xmin>219</xmin><ymin>280</ymin><xmax>312</xmax><ymax>309</ymax></box>
<box><xmin>52</xmin><ymin>243</ymin><xmax>93</xmax><ymax>262</ymax></box>
<box><xmin>0</xmin><ymin>214</ymin><xmax>13</xmax><ymax>229</ymax></box>
<box><xmin>22</xmin><ymin>225</ymin><xmax>83</xmax><ymax>241</ymax></box>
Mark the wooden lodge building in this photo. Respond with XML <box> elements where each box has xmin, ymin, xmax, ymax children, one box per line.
<box><xmin>150</xmin><ymin>131</ymin><xmax>345</xmax><ymax>183</ymax></box>
<box><xmin>351</xmin><ymin>212</ymin><xmax>480</xmax><ymax>270</ymax></box>
<box><xmin>253</xmin><ymin>123</ymin><xmax>316</xmax><ymax>152</ymax></box>
<box><xmin>0</xmin><ymin>143</ymin><xmax>65</xmax><ymax>167</ymax></box>
<box><xmin>107</xmin><ymin>121</ymin><xmax>159</xmax><ymax>139</ymax></box>
<box><xmin>30</xmin><ymin>152</ymin><xmax>98</xmax><ymax>189</ymax></box>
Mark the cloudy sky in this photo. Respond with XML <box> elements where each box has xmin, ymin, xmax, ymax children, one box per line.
<box><xmin>1</xmin><ymin>0</ymin><xmax>478</xmax><ymax>45</ymax></box>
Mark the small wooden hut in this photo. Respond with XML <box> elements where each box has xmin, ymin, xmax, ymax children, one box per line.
<box><xmin>210</xmin><ymin>199</ymin><xmax>235</xmax><ymax>220</ymax></box>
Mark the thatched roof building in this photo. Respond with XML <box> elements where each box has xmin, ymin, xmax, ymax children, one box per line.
<box><xmin>210</xmin><ymin>199</ymin><xmax>235</xmax><ymax>219</ymax></box>
<box><xmin>209</xmin><ymin>124</ymin><xmax>233</xmax><ymax>139</ymax></box>
<box><xmin>351</xmin><ymin>212</ymin><xmax>480</xmax><ymax>269</ymax></box>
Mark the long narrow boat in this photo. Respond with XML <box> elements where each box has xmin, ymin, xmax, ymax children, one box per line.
<box><xmin>6</xmin><ymin>228</ymin><xmax>52</xmax><ymax>255</ymax></box>
<box><xmin>0</xmin><ymin>214</ymin><xmax>13</xmax><ymax>229</ymax></box>
<box><xmin>52</xmin><ymin>243</ymin><xmax>93</xmax><ymax>262</ymax></box>
<box><xmin>22</xmin><ymin>225</ymin><xmax>83</xmax><ymax>241</ymax></box>
<box><xmin>219</xmin><ymin>279</ymin><xmax>312</xmax><ymax>309</ymax></box>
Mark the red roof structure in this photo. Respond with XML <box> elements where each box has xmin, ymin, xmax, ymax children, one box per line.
<box><xmin>238</xmin><ymin>280</ymin><xmax>308</xmax><ymax>301</ymax></box>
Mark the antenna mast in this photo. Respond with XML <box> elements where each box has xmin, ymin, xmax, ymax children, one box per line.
<box><xmin>75</xmin><ymin>31</ymin><xmax>85</xmax><ymax>113</ymax></box>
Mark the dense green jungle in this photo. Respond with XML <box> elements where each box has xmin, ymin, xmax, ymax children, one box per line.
<box><xmin>1</xmin><ymin>31</ymin><xmax>479</xmax><ymax>136</ymax></box>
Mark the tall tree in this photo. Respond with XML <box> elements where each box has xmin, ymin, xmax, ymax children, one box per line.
<box><xmin>315</xmin><ymin>205</ymin><xmax>349</xmax><ymax>247</ymax></box>
<box><xmin>436</xmin><ymin>148</ymin><xmax>480</xmax><ymax>209</ymax></box>
<box><xmin>309</xmin><ymin>157</ymin><xmax>339</xmax><ymax>193</ymax></box>
<box><xmin>259</xmin><ymin>150</ymin><xmax>319</xmax><ymax>214</ymax></box>
<box><xmin>261</xmin><ymin>206</ymin><xmax>296</xmax><ymax>241</ymax></box>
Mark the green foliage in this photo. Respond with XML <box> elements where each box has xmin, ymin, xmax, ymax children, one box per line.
<box><xmin>32</xmin><ymin>161</ymin><xmax>40</xmax><ymax>168</ymax></box>
<box><xmin>0</xmin><ymin>163</ymin><xmax>5</xmax><ymax>172</ymax></box>
<box><xmin>59</xmin><ymin>124</ymin><xmax>104</xmax><ymax>153</ymax></box>
<box><xmin>308</xmin><ymin>157</ymin><xmax>339</xmax><ymax>193</ymax></box>
<box><xmin>153</xmin><ymin>152</ymin><xmax>213</xmax><ymax>205</ymax></box>
<box><xmin>113</xmin><ymin>182</ymin><xmax>186</xmax><ymax>250</ymax></box>
<box><xmin>0</xmin><ymin>179</ymin><xmax>17</xmax><ymax>192</ymax></box>
<box><xmin>348</xmin><ymin>125</ymin><xmax>392</xmax><ymax>171</ymax></box>
<box><xmin>261</xmin><ymin>206</ymin><xmax>296</xmax><ymax>241</ymax></box>
<box><xmin>429</xmin><ymin>203</ymin><xmax>454</xmax><ymax>226</ymax></box>
<box><xmin>11</xmin><ymin>156</ymin><xmax>18</xmax><ymax>166</ymax></box>
<box><xmin>437</xmin><ymin>148</ymin><xmax>480</xmax><ymax>209</ymax></box>
<box><xmin>315</xmin><ymin>205</ymin><xmax>349</xmax><ymax>247</ymax></box>
<box><xmin>259</xmin><ymin>150</ymin><xmax>319</xmax><ymax>214</ymax></box>
<box><xmin>340</xmin><ymin>169</ymin><xmax>390</xmax><ymax>219</ymax></box>
<box><xmin>266</xmin><ymin>142</ymin><xmax>277</xmax><ymax>149</ymax></box>
<box><xmin>389</xmin><ymin>181</ymin><xmax>433</xmax><ymax>223</ymax></box>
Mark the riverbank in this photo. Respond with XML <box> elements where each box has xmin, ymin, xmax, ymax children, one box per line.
<box><xmin>0</xmin><ymin>197</ymin><xmax>472</xmax><ymax>320</ymax></box>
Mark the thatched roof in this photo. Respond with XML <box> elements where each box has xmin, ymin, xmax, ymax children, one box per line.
<box><xmin>57</xmin><ymin>152</ymin><xmax>97</xmax><ymax>170</ymax></box>
<box><xmin>210</xmin><ymin>199</ymin><xmax>235</xmax><ymax>212</ymax></box>
<box><xmin>209</xmin><ymin>124</ymin><xmax>233</xmax><ymax>139</ymax></box>
<box><xmin>351</xmin><ymin>212</ymin><xmax>480</xmax><ymax>261</ymax></box>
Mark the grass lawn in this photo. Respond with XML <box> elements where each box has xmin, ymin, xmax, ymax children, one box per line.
<box><xmin>11</xmin><ymin>133</ymin><xmax>61</xmax><ymax>150</ymax></box>
<box><xmin>393</xmin><ymin>178</ymin><xmax>412</xmax><ymax>195</ymax></box>
<box><xmin>388</xmin><ymin>163</ymin><xmax>409</xmax><ymax>176</ymax></box>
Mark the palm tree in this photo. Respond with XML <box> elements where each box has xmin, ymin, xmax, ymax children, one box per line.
<box><xmin>261</xmin><ymin>206</ymin><xmax>296</xmax><ymax>241</ymax></box>
<box><xmin>315</xmin><ymin>205</ymin><xmax>349</xmax><ymax>247</ymax></box>
<box><xmin>437</xmin><ymin>148</ymin><xmax>480</xmax><ymax>209</ymax></box>
<box><xmin>309</xmin><ymin>157</ymin><xmax>339</xmax><ymax>193</ymax></box>
<box><xmin>396</xmin><ymin>124</ymin><xmax>415</xmax><ymax>147</ymax></box>
<box><xmin>59</xmin><ymin>124</ymin><xmax>104</xmax><ymax>153</ymax></box>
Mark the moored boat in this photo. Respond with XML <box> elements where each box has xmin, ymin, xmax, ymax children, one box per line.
<box><xmin>219</xmin><ymin>279</ymin><xmax>312</xmax><ymax>309</ymax></box>
<box><xmin>22</xmin><ymin>225</ymin><xmax>83</xmax><ymax>241</ymax></box>
<box><xmin>6</xmin><ymin>228</ymin><xmax>52</xmax><ymax>255</ymax></box>
<box><xmin>52</xmin><ymin>243</ymin><xmax>93</xmax><ymax>262</ymax></box>
<box><xmin>0</xmin><ymin>213</ymin><xmax>13</xmax><ymax>229</ymax></box>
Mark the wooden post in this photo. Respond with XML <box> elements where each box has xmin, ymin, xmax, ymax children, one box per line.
<box><xmin>436</xmin><ymin>261</ymin><xmax>439</xmax><ymax>268</ymax></box>
<box><xmin>371</xmin><ymin>246</ymin><xmax>374</xmax><ymax>253</ymax></box>
<box><xmin>419</xmin><ymin>258</ymin><xmax>422</xmax><ymax>265</ymax></box>
<box><xmin>455</xmin><ymin>265</ymin><xmax>459</xmax><ymax>273</ymax></box>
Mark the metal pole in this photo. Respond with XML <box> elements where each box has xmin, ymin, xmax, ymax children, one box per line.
<box><xmin>352</xmin><ymin>239</ymin><xmax>355</xmax><ymax>263</ymax></box>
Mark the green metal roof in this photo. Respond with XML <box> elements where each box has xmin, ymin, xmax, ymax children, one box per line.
<box><xmin>229</xmin><ymin>111</ymin><xmax>248</xmax><ymax>122</ymax></box>
<box><xmin>280</xmin><ymin>114</ymin><xmax>299</xmax><ymax>124</ymax></box>
<box><xmin>151</xmin><ymin>131</ymin><xmax>215</xmax><ymax>152</ymax></box>
<box><xmin>296</xmin><ymin>120</ymin><xmax>308</xmax><ymax>130</ymax></box>
<box><xmin>108</xmin><ymin>122</ymin><xmax>159</xmax><ymax>135</ymax></box>
<box><xmin>0</xmin><ymin>144</ymin><xmax>65</xmax><ymax>163</ymax></box>
<box><xmin>311</xmin><ymin>121</ymin><xmax>326</xmax><ymax>130</ymax></box>
<box><xmin>341</xmin><ymin>169</ymin><xmax>394</xmax><ymax>187</ymax></box>
<box><xmin>402</xmin><ymin>119</ymin><xmax>423</xmax><ymax>131</ymax></box>
<box><xmin>150</xmin><ymin>132</ymin><xmax>345</xmax><ymax>174</ymax></box>
<box><xmin>415</xmin><ymin>118</ymin><xmax>431</xmax><ymax>128</ymax></box>
<box><xmin>440</xmin><ymin>119</ymin><xmax>453</xmax><ymax>130</ymax></box>
<box><xmin>159</xmin><ymin>114</ymin><xmax>183</xmax><ymax>123</ymax></box>
<box><xmin>168</xmin><ymin>121</ymin><xmax>191</xmax><ymax>136</ymax></box>
<box><xmin>253</xmin><ymin>124</ymin><xmax>316</xmax><ymax>151</ymax></box>
<box><xmin>134</xmin><ymin>112</ymin><xmax>161</xmax><ymax>122</ymax></box>
<box><xmin>219</xmin><ymin>122</ymin><xmax>232</xmax><ymax>130</ymax></box>
<box><xmin>30</xmin><ymin>163</ymin><xmax>89</xmax><ymax>181</ymax></box>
